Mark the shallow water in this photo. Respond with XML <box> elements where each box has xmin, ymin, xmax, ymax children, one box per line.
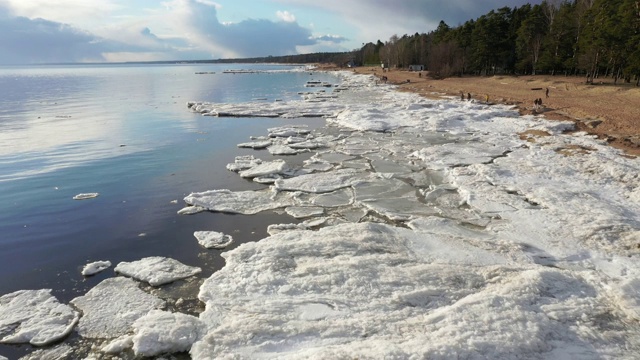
<box><xmin>0</xmin><ymin>63</ymin><xmax>333</xmax><ymax>300</ymax></box>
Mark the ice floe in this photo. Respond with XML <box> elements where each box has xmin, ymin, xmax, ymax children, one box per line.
<box><xmin>81</xmin><ymin>260</ymin><xmax>111</xmax><ymax>276</ymax></box>
<box><xmin>184</xmin><ymin>188</ymin><xmax>295</xmax><ymax>215</ymax></box>
<box><xmin>72</xmin><ymin>192</ymin><xmax>99</xmax><ymax>200</ymax></box>
<box><xmin>70</xmin><ymin>277</ymin><xmax>164</xmax><ymax>339</ymax></box>
<box><xmin>0</xmin><ymin>289</ymin><xmax>78</xmax><ymax>346</ymax></box>
<box><xmin>193</xmin><ymin>231</ymin><xmax>234</xmax><ymax>249</ymax></box>
<box><xmin>114</xmin><ymin>257</ymin><xmax>202</xmax><ymax>286</ymax></box>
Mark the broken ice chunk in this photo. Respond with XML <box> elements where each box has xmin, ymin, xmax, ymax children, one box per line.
<box><xmin>267</xmin><ymin>144</ymin><xmax>299</xmax><ymax>155</ymax></box>
<box><xmin>288</xmin><ymin>140</ymin><xmax>326</xmax><ymax>150</ymax></box>
<box><xmin>132</xmin><ymin>310</ymin><xmax>206</xmax><ymax>357</ymax></box>
<box><xmin>237</xmin><ymin>140</ymin><xmax>272</xmax><ymax>149</ymax></box>
<box><xmin>177</xmin><ymin>205</ymin><xmax>206</xmax><ymax>215</ymax></box>
<box><xmin>194</xmin><ymin>231</ymin><xmax>234</xmax><ymax>249</ymax></box>
<box><xmin>274</xmin><ymin>168</ymin><xmax>361</xmax><ymax>193</ymax></box>
<box><xmin>226</xmin><ymin>155</ymin><xmax>262</xmax><ymax>172</ymax></box>
<box><xmin>71</xmin><ymin>277</ymin><xmax>164</xmax><ymax>339</ymax></box>
<box><xmin>253</xmin><ymin>174</ymin><xmax>282</xmax><ymax>184</ymax></box>
<box><xmin>0</xmin><ymin>289</ymin><xmax>79</xmax><ymax>346</ymax></box>
<box><xmin>101</xmin><ymin>335</ymin><xmax>134</xmax><ymax>354</ymax></box>
<box><xmin>268</xmin><ymin>125</ymin><xmax>310</xmax><ymax>138</ymax></box>
<box><xmin>309</xmin><ymin>188</ymin><xmax>355</xmax><ymax>207</ymax></box>
<box><xmin>285</xmin><ymin>206</ymin><xmax>325</xmax><ymax>219</ymax></box>
<box><xmin>81</xmin><ymin>261</ymin><xmax>112</xmax><ymax>276</ymax></box>
<box><xmin>114</xmin><ymin>257</ymin><xmax>202</xmax><ymax>286</ymax></box>
<box><xmin>303</xmin><ymin>158</ymin><xmax>333</xmax><ymax>172</ymax></box>
<box><xmin>184</xmin><ymin>188</ymin><xmax>295</xmax><ymax>215</ymax></box>
<box><xmin>238</xmin><ymin>159</ymin><xmax>288</xmax><ymax>178</ymax></box>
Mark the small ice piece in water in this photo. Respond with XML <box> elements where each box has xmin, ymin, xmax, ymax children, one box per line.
<box><xmin>132</xmin><ymin>310</ymin><xmax>206</xmax><ymax>357</ymax></box>
<box><xmin>285</xmin><ymin>206</ymin><xmax>324</xmax><ymax>219</ymax></box>
<box><xmin>194</xmin><ymin>231</ymin><xmax>234</xmax><ymax>249</ymax></box>
<box><xmin>81</xmin><ymin>261</ymin><xmax>112</xmax><ymax>276</ymax></box>
<box><xmin>0</xmin><ymin>290</ymin><xmax>79</xmax><ymax>346</ymax></box>
<box><xmin>70</xmin><ymin>277</ymin><xmax>164</xmax><ymax>339</ymax></box>
<box><xmin>177</xmin><ymin>205</ymin><xmax>206</xmax><ymax>215</ymax></box>
<box><xmin>115</xmin><ymin>257</ymin><xmax>202</xmax><ymax>286</ymax></box>
<box><xmin>73</xmin><ymin>193</ymin><xmax>99</xmax><ymax>200</ymax></box>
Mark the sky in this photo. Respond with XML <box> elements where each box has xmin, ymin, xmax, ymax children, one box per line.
<box><xmin>0</xmin><ymin>0</ymin><xmax>539</xmax><ymax>64</ymax></box>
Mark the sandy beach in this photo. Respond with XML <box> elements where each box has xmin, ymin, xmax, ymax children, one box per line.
<box><xmin>344</xmin><ymin>66</ymin><xmax>640</xmax><ymax>156</ymax></box>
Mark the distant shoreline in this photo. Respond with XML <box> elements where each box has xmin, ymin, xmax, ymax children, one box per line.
<box><xmin>325</xmin><ymin>64</ymin><xmax>640</xmax><ymax>157</ymax></box>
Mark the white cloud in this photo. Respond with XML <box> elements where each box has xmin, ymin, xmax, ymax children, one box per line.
<box><xmin>165</xmin><ymin>0</ymin><xmax>315</xmax><ymax>58</ymax></box>
<box><xmin>276</xmin><ymin>10</ymin><xmax>296</xmax><ymax>23</ymax></box>
<box><xmin>274</xmin><ymin>0</ymin><xmax>539</xmax><ymax>42</ymax></box>
<box><xmin>1</xmin><ymin>0</ymin><xmax>122</xmax><ymax>28</ymax></box>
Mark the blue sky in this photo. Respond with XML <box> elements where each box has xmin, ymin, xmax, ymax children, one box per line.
<box><xmin>0</xmin><ymin>0</ymin><xmax>539</xmax><ymax>64</ymax></box>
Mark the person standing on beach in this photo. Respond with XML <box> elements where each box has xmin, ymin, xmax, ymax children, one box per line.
<box><xmin>546</xmin><ymin>88</ymin><xmax>549</xmax><ymax>98</ymax></box>
<box><xmin>467</xmin><ymin>93</ymin><xmax>471</xmax><ymax>101</ymax></box>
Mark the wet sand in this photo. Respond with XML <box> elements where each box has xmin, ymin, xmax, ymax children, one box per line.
<box><xmin>335</xmin><ymin>65</ymin><xmax>640</xmax><ymax>156</ymax></box>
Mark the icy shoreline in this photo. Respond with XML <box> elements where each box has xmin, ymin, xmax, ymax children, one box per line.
<box><xmin>2</xmin><ymin>70</ymin><xmax>640</xmax><ymax>359</ymax></box>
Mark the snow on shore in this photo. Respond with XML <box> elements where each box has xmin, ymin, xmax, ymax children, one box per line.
<box><xmin>186</xmin><ymin>71</ymin><xmax>640</xmax><ymax>358</ymax></box>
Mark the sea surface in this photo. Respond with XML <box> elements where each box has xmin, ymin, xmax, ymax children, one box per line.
<box><xmin>0</xmin><ymin>63</ymin><xmax>333</xmax><ymax>306</ymax></box>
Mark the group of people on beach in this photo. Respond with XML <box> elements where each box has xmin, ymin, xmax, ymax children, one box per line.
<box><xmin>533</xmin><ymin>88</ymin><xmax>550</xmax><ymax>112</ymax></box>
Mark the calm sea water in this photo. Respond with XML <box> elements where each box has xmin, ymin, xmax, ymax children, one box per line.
<box><xmin>0</xmin><ymin>63</ymin><xmax>333</xmax><ymax>304</ymax></box>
